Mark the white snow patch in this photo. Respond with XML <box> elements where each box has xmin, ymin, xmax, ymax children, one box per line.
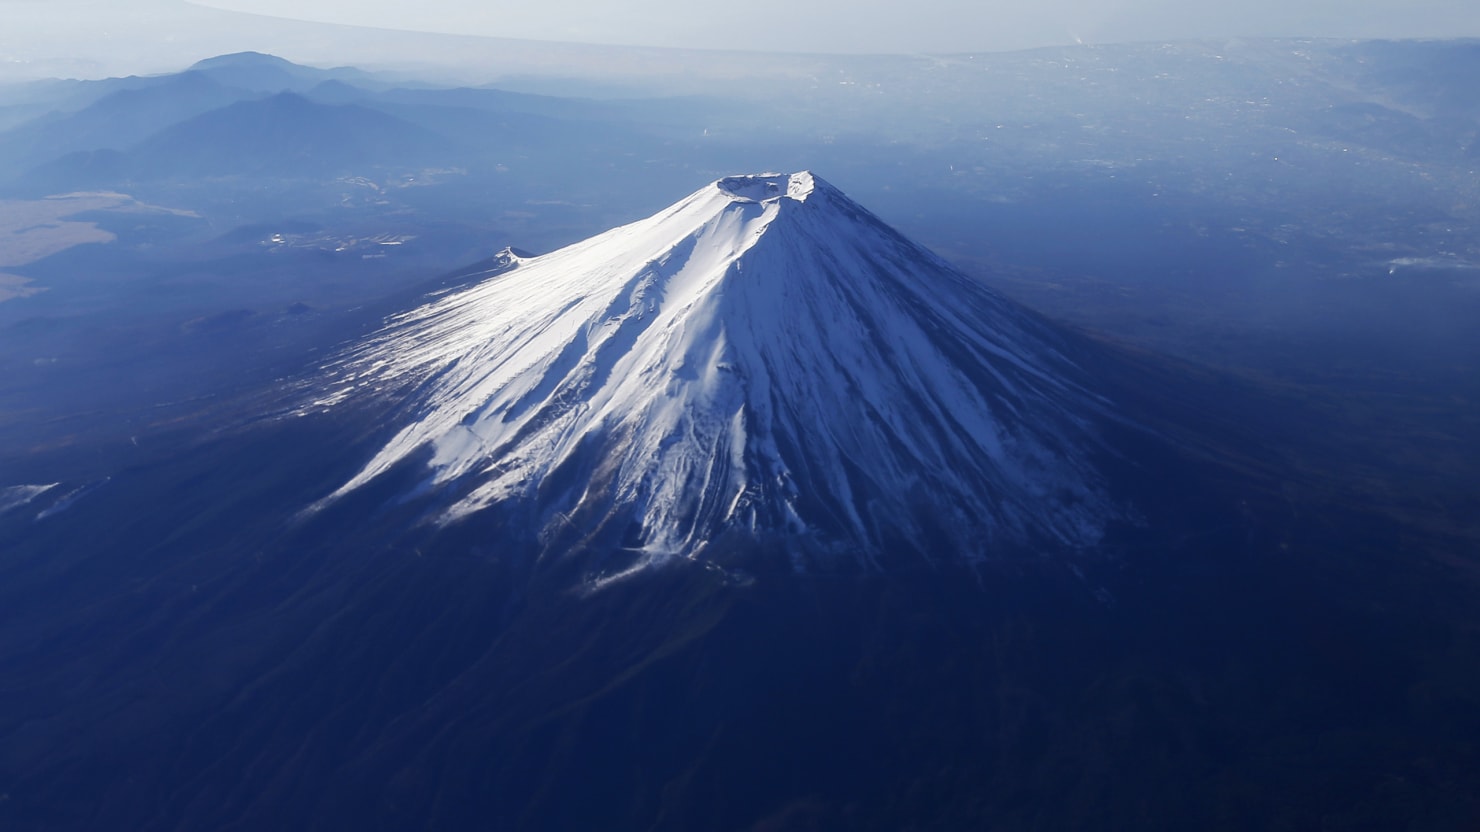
<box><xmin>0</xmin><ymin>483</ymin><xmax>59</xmax><ymax>515</ymax></box>
<box><xmin>313</xmin><ymin>171</ymin><xmax>1119</xmax><ymax>568</ymax></box>
<box><xmin>33</xmin><ymin>478</ymin><xmax>108</xmax><ymax>521</ymax></box>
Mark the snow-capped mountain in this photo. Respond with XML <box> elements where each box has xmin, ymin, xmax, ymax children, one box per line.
<box><xmin>313</xmin><ymin>172</ymin><xmax>1123</xmax><ymax>570</ymax></box>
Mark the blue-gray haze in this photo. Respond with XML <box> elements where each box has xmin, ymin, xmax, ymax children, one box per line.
<box><xmin>2</xmin><ymin>0</ymin><xmax>1479</xmax><ymax>81</ymax></box>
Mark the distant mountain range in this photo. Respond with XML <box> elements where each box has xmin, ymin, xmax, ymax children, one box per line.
<box><xmin>0</xmin><ymin>52</ymin><xmax>685</xmax><ymax>199</ymax></box>
<box><xmin>0</xmin><ymin>71</ymin><xmax>251</xmax><ymax>173</ymax></box>
<box><xmin>184</xmin><ymin>51</ymin><xmax>387</xmax><ymax>95</ymax></box>
<box><xmin>7</xmin><ymin>91</ymin><xmax>453</xmax><ymax>189</ymax></box>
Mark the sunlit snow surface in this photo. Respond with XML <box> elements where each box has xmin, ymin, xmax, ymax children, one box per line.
<box><xmin>315</xmin><ymin>172</ymin><xmax>1120</xmax><ymax>568</ymax></box>
<box><xmin>0</xmin><ymin>484</ymin><xmax>59</xmax><ymax>515</ymax></box>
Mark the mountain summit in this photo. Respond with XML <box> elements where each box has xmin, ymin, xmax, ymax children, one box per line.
<box><xmin>314</xmin><ymin>172</ymin><xmax>1122</xmax><ymax>571</ymax></box>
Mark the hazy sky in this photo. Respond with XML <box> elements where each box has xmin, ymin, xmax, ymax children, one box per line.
<box><xmin>181</xmin><ymin>0</ymin><xmax>1480</xmax><ymax>53</ymax></box>
<box><xmin>3</xmin><ymin>0</ymin><xmax>1480</xmax><ymax>85</ymax></box>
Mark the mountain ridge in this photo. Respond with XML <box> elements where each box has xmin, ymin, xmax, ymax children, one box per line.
<box><xmin>311</xmin><ymin>172</ymin><xmax>1125</xmax><ymax>575</ymax></box>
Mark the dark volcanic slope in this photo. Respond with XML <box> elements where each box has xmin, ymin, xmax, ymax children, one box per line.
<box><xmin>0</xmin><ymin>174</ymin><xmax>1478</xmax><ymax>832</ymax></box>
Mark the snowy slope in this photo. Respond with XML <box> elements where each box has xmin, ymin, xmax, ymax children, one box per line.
<box><xmin>0</xmin><ymin>484</ymin><xmax>59</xmax><ymax>515</ymax></box>
<box><xmin>313</xmin><ymin>172</ymin><xmax>1121</xmax><ymax>569</ymax></box>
